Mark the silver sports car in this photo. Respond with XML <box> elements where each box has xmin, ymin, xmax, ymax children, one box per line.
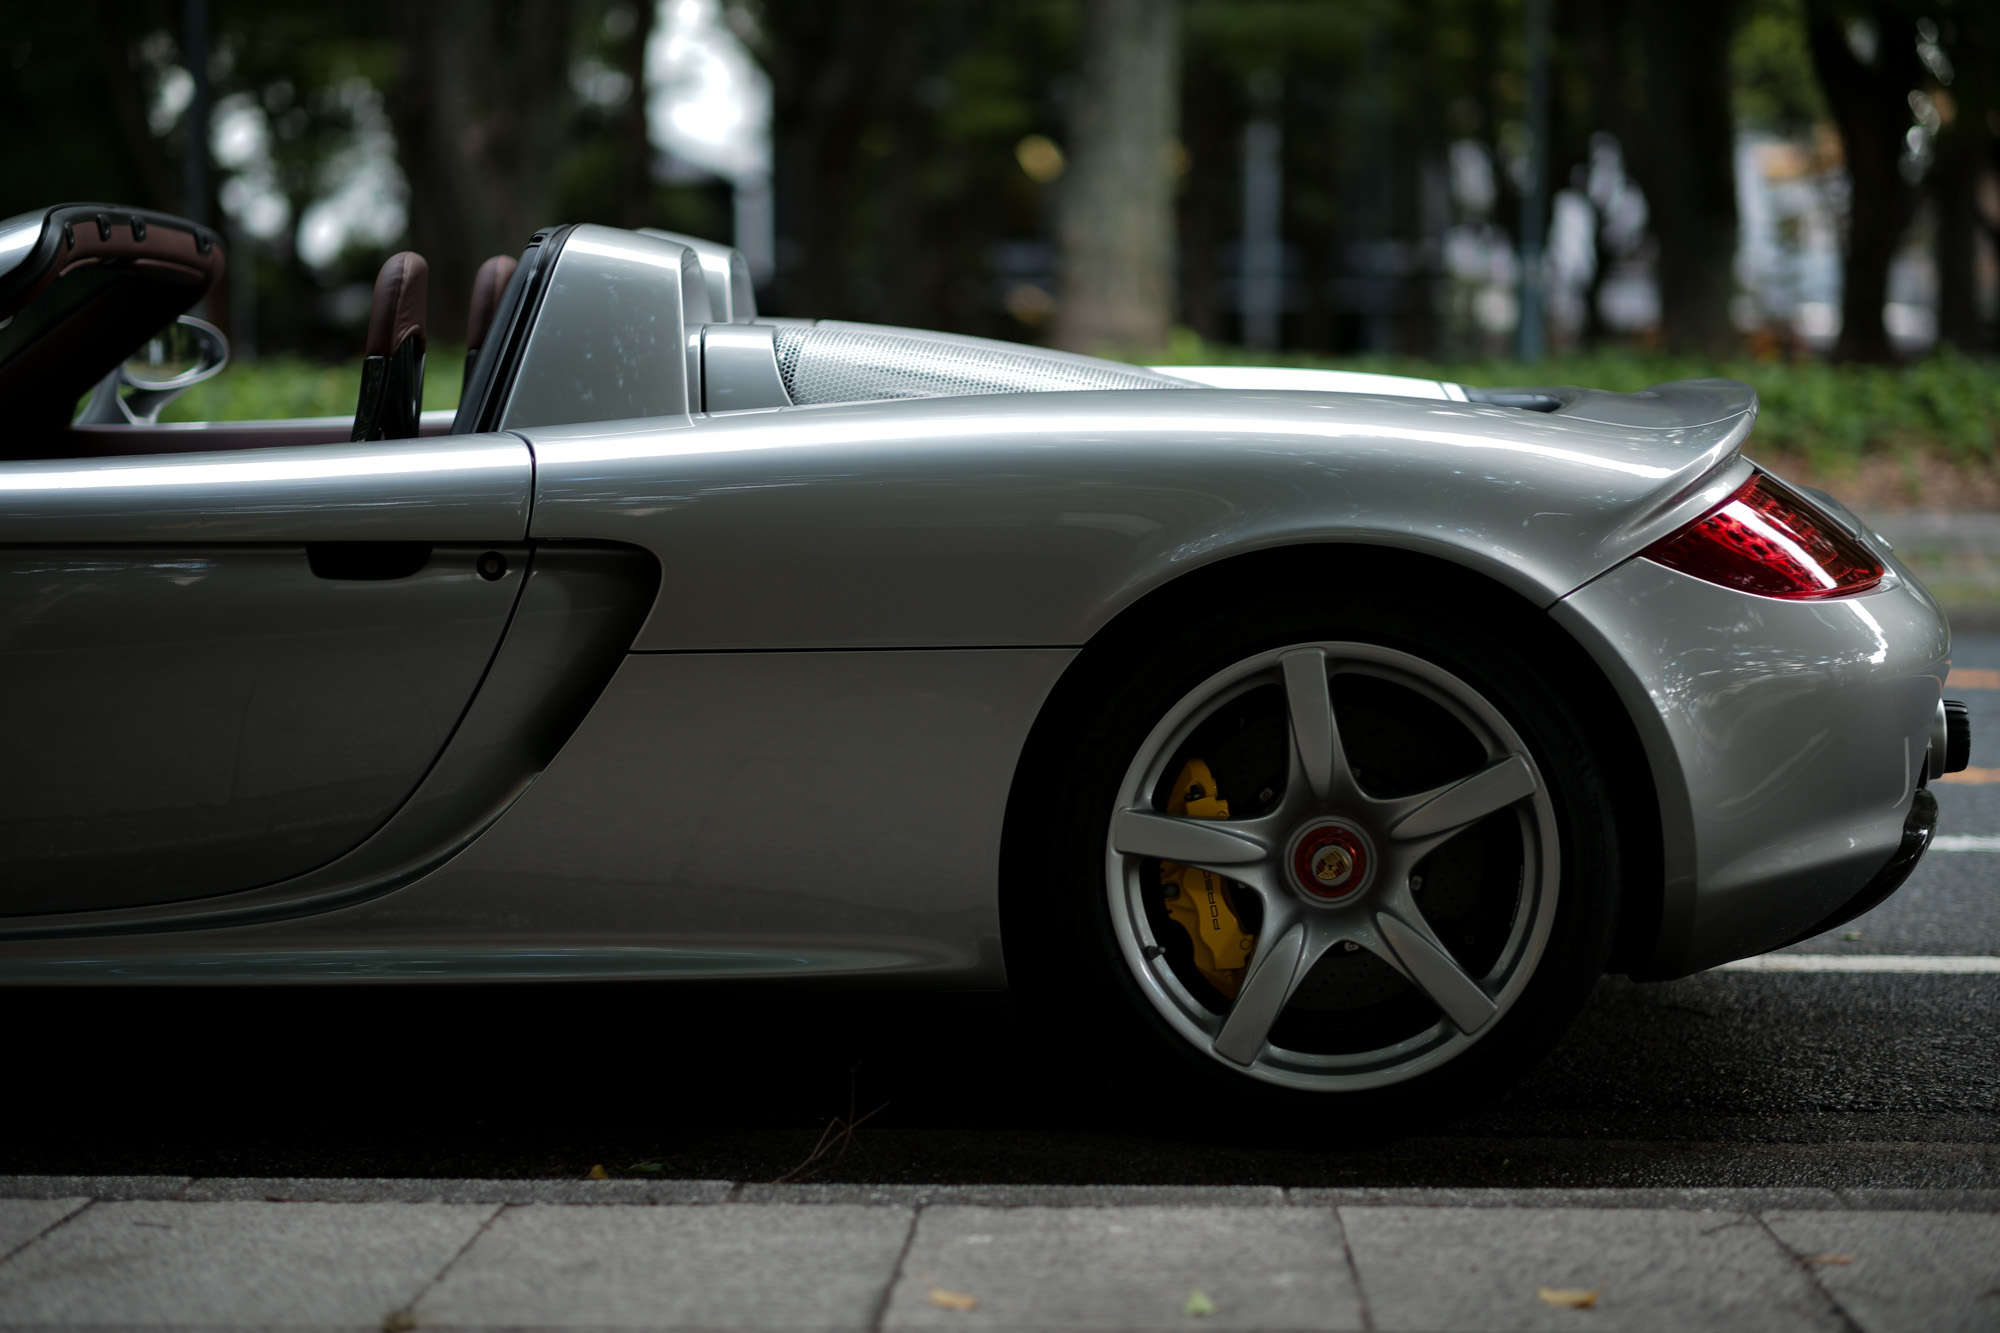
<box><xmin>0</xmin><ymin>203</ymin><xmax>1970</xmax><ymax>1122</ymax></box>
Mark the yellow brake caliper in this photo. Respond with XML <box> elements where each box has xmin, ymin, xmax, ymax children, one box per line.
<box><xmin>1159</xmin><ymin>758</ymin><xmax>1256</xmax><ymax>998</ymax></box>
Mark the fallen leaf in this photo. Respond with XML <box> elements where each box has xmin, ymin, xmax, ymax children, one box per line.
<box><xmin>586</xmin><ymin>1164</ymin><xmax>610</xmax><ymax>1180</ymax></box>
<box><xmin>381</xmin><ymin>1310</ymin><xmax>418</xmax><ymax>1332</ymax></box>
<box><xmin>1802</xmin><ymin>1254</ymin><xmax>1855</xmax><ymax>1266</ymax></box>
<box><xmin>1184</xmin><ymin>1287</ymin><xmax>1217</xmax><ymax>1317</ymax></box>
<box><xmin>928</xmin><ymin>1286</ymin><xmax>978</xmax><ymax>1311</ymax></box>
<box><xmin>628</xmin><ymin>1162</ymin><xmax>664</xmax><ymax>1174</ymax></box>
<box><xmin>1537</xmin><ymin>1285</ymin><xmax>1600</xmax><ymax>1309</ymax></box>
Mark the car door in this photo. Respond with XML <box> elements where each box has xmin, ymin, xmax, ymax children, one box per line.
<box><xmin>0</xmin><ymin>433</ymin><xmax>533</xmax><ymax>916</ymax></box>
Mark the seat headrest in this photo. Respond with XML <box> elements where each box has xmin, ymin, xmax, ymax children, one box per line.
<box><xmin>466</xmin><ymin>254</ymin><xmax>518</xmax><ymax>352</ymax></box>
<box><xmin>363</xmin><ymin>251</ymin><xmax>428</xmax><ymax>359</ymax></box>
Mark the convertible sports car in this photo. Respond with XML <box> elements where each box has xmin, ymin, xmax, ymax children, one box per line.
<box><xmin>0</xmin><ymin>202</ymin><xmax>1971</xmax><ymax>1121</ymax></box>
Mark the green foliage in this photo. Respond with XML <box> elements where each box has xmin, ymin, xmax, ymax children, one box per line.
<box><xmin>1156</xmin><ymin>332</ymin><xmax>2000</xmax><ymax>466</ymax></box>
<box><xmin>1733</xmin><ymin>0</ymin><xmax>1826</xmax><ymax>133</ymax></box>
<box><xmin>159</xmin><ymin>347</ymin><xmax>465</xmax><ymax>423</ymax></box>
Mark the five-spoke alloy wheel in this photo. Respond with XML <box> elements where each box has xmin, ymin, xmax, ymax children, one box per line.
<box><xmin>1105</xmin><ymin>642</ymin><xmax>1561</xmax><ymax>1090</ymax></box>
<box><xmin>1008</xmin><ymin>566</ymin><xmax>1622</xmax><ymax>1127</ymax></box>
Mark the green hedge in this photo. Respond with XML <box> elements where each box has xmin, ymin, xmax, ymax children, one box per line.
<box><xmin>160</xmin><ymin>348</ymin><xmax>465</xmax><ymax>423</ymax></box>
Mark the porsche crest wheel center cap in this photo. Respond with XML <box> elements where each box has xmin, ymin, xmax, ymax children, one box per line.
<box><xmin>1290</xmin><ymin>821</ymin><xmax>1371</xmax><ymax>902</ymax></box>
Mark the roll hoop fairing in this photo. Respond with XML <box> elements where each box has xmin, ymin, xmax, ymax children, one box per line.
<box><xmin>0</xmin><ymin>220</ymin><xmax>1954</xmax><ymax>986</ymax></box>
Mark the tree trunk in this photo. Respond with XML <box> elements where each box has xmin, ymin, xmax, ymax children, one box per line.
<box><xmin>1930</xmin><ymin>10</ymin><xmax>1994</xmax><ymax>352</ymax></box>
<box><xmin>388</xmin><ymin>0</ymin><xmax>580</xmax><ymax>344</ymax></box>
<box><xmin>1804</xmin><ymin>1</ymin><xmax>1926</xmax><ymax>362</ymax></box>
<box><xmin>1055</xmin><ymin>0</ymin><xmax>1180</xmax><ymax>354</ymax></box>
<box><xmin>91</xmin><ymin>1</ymin><xmax>182</xmax><ymax>214</ymax></box>
<box><xmin>1934</xmin><ymin>130</ymin><xmax>1982</xmax><ymax>351</ymax></box>
<box><xmin>1176</xmin><ymin>40</ymin><xmax>1233</xmax><ymax>344</ymax></box>
<box><xmin>1627</xmin><ymin>0</ymin><xmax>1739</xmax><ymax>355</ymax></box>
<box><xmin>761</xmin><ymin>0</ymin><xmax>902</xmax><ymax>319</ymax></box>
<box><xmin>613</xmin><ymin>0</ymin><xmax>657</xmax><ymax>231</ymax></box>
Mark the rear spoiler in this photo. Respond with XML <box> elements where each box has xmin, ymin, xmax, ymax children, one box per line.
<box><xmin>1466</xmin><ymin>378</ymin><xmax>1758</xmax><ymax>432</ymax></box>
<box><xmin>1157</xmin><ymin>365</ymin><xmax>1758</xmax><ymax>437</ymax></box>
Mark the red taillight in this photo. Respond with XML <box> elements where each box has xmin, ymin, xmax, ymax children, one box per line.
<box><xmin>1641</xmin><ymin>473</ymin><xmax>1885</xmax><ymax>599</ymax></box>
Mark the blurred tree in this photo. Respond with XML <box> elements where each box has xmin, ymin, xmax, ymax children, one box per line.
<box><xmin>1926</xmin><ymin>7</ymin><xmax>1996</xmax><ymax>352</ymax></box>
<box><xmin>554</xmin><ymin>2</ymin><xmax>673</xmax><ymax>235</ymax></box>
<box><xmin>0</xmin><ymin>1</ymin><xmax>179</xmax><ymax>218</ymax></box>
<box><xmin>1055</xmin><ymin>0</ymin><xmax>1179</xmax><ymax>352</ymax></box>
<box><xmin>1177</xmin><ymin>0</ymin><xmax>1378</xmax><ymax>351</ymax></box>
<box><xmin>1734</xmin><ymin>0</ymin><xmax>1828</xmax><ymax>135</ymax></box>
<box><xmin>204</xmin><ymin>0</ymin><xmax>404</xmax><ymax>355</ymax></box>
<box><xmin>1804</xmin><ymin>0</ymin><xmax>1928</xmax><ymax>361</ymax></box>
<box><xmin>758</xmin><ymin>0</ymin><xmax>931</xmax><ymax>320</ymax></box>
<box><xmin>1627</xmin><ymin>0</ymin><xmax>1743</xmax><ymax>355</ymax></box>
<box><xmin>756</xmin><ymin>0</ymin><xmax>1068</xmax><ymax>333</ymax></box>
<box><xmin>387</xmin><ymin>1</ymin><xmax>588</xmax><ymax>343</ymax></box>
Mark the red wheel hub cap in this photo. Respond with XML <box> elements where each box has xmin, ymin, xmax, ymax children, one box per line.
<box><xmin>1293</xmin><ymin>824</ymin><xmax>1368</xmax><ymax>900</ymax></box>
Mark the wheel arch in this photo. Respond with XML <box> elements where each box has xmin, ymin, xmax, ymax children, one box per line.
<box><xmin>997</xmin><ymin>540</ymin><xmax>1667</xmax><ymax>985</ymax></box>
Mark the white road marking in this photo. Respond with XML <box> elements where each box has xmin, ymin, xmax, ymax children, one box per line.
<box><xmin>1932</xmin><ymin>834</ymin><xmax>2000</xmax><ymax>851</ymax></box>
<box><xmin>1716</xmin><ymin>954</ymin><xmax>2000</xmax><ymax>974</ymax></box>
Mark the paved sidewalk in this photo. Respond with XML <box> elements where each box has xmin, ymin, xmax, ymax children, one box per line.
<box><xmin>0</xmin><ymin>1179</ymin><xmax>1994</xmax><ymax>1331</ymax></box>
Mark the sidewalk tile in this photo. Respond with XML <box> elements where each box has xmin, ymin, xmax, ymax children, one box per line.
<box><xmin>180</xmin><ymin>1176</ymin><xmax>734</xmax><ymax>1205</ymax></box>
<box><xmin>739</xmin><ymin>1183</ymin><xmax>1286</xmax><ymax>1208</ymax></box>
<box><xmin>0</xmin><ymin>1201</ymin><xmax>87</xmax><ymax>1258</ymax></box>
<box><xmin>420</xmin><ymin>1203</ymin><xmax>911</xmax><ymax>1329</ymax></box>
<box><xmin>881</xmin><ymin>1205</ymin><xmax>1362</xmax><ymax>1331</ymax></box>
<box><xmin>1342</xmin><ymin>1206</ymin><xmax>1841</xmax><ymax>1332</ymax></box>
<box><xmin>0</xmin><ymin>1176</ymin><xmax>190</xmax><ymax>1201</ymax></box>
<box><xmin>1764</xmin><ymin>1209</ymin><xmax>2000</xmax><ymax>1333</ymax></box>
<box><xmin>0</xmin><ymin>1199</ymin><xmax>495</xmax><ymax>1326</ymax></box>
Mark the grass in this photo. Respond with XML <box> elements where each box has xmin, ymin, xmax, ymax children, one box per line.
<box><xmin>162</xmin><ymin>336</ymin><xmax>1999</xmax><ymax>477</ymax></box>
<box><xmin>160</xmin><ymin>347</ymin><xmax>466</xmax><ymax>424</ymax></box>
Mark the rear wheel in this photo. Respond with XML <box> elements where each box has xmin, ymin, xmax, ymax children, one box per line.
<box><xmin>1012</xmin><ymin>579</ymin><xmax>1620</xmax><ymax>1129</ymax></box>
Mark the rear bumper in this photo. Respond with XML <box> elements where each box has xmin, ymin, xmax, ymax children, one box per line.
<box><xmin>1777</xmin><ymin>787</ymin><xmax>1938</xmax><ymax>949</ymax></box>
<box><xmin>1552</xmin><ymin>555</ymin><xmax>1950</xmax><ymax>978</ymax></box>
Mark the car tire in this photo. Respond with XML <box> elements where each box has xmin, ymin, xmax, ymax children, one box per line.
<box><xmin>1007</xmin><ymin>568</ymin><xmax>1621</xmax><ymax>1135</ymax></box>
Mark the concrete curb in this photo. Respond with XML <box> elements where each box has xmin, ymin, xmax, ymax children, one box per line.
<box><xmin>2</xmin><ymin>1176</ymin><xmax>1994</xmax><ymax>1210</ymax></box>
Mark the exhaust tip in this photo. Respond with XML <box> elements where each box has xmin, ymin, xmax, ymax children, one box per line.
<box><xmin>1944</xmin><ymin>699</ymin><xmax>1973</xmax><ymax>774</ymax></box>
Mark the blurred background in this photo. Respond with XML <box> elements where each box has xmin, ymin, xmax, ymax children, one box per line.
<box><xmin>3</xmin><ymin>0</ymin><xmax>1997</xmax><ymax>551</ymax></box>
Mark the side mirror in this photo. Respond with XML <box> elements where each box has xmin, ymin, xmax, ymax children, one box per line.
<box><xmin>75</xmin><ymin>315</ymin><xmax>230</xmax><ymax>425</ymax></box>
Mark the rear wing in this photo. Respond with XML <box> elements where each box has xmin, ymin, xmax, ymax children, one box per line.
<box><xmin>1156</xmin><ymin>364</ymin><xmax>1757</xmax><ymax>437</ymax></box>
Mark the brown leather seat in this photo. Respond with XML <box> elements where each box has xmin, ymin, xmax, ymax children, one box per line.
<box><xmin>462</xmin><ymin>254</ymin><xmax>518</xmax><ymax>393</ymax></box>
<box><xmin>350</xmin><ymin>251</ymin><xmax>428</xmax><ymax>441</ymax></box>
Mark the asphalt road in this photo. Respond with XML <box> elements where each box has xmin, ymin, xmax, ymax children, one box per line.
<box><xmin>5</xmin><ymin>639</ymin><xmax>1995</xmax><ymax>1192</ymax></box>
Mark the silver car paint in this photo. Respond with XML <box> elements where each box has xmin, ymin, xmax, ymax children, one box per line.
<box><xmin>0</xmin><ymin>433</ymin><xmax>531</xmax><ymax>542</ymax></box>
<box><xmin>638</xmin><ymin>228</ymin><xmax>757</xmax><ymax>324</ymax></box>
<box><xmin>0</xmin><ymin>546</ymin><xmax>656</xmax><ymax>948</ymax></box>
<box><xmin>771</xmin><ymin>322</ymin><xmax>1188</xmax><ymax>405</ymax></box>
<box><xmin>0</xmin><ymin>648</ymin><xmax>1069</xmax><ymax>984</ymax></box>
<box><xmin>521</xmin><ymin>386</ymin><xmax>1755</xmax><ymax>651</ymax></box>
<box><xmin>498</xmin><ymin>226</ymin><xmax>706</xmax><ymax>431</ymax></box>
<box><xmin>0</xmin><ymin>545</ymin><xmax>527</xmax><ymax>915</ymax></box>
<box><xmin>1554</xmin><ymin>543</ymin><xmax>1948</xmax><ymax>977</ymax></box>
<box><xmin>700</xmin><ymin>323</ymin><xmax>792</xmax><ymax>413</ymax></box>
<box><xmin>0</xmin><ymin>212</ymin><xmax>1947</xmax><ymax>986</ymax></box>
<box><xmin>0</xmin><ymin>209</ymin><xmax>45</xmax><ymax>278</ymax></box>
